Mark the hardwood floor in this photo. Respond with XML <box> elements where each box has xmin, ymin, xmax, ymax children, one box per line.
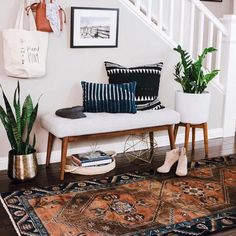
<box><xmin>0</xmin><ymin>136</ymin><xmax>235</xmax><ymax>236</ymax></box>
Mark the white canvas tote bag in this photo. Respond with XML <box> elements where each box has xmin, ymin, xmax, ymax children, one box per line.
<box><xmin>2</xmin><ymin>1</ymin><xmax>48</xmax><ymax>78</ymax></box>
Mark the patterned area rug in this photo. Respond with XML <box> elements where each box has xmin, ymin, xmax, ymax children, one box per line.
<box><xmin>1</xmin><ymin>155</ymin><xmax>236</xmax><ymax>236</ymax></box>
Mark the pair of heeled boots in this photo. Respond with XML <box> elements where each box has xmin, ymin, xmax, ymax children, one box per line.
<box><xmin>157</xmin><ymin>147</ymin><xmax>188</xmax><ymax>176</ymax></box>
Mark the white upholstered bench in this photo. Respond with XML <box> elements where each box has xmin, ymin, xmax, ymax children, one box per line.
<box><xmin>41</xmin><ymin>108</ymin><xmax>180</xmax><ymax>180</ymax></box>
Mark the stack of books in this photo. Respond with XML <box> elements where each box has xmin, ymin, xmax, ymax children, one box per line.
<box><xmin>71</xmin><ymin>150</ymin><xmax>113</xmax><ymax>167</ymax></box>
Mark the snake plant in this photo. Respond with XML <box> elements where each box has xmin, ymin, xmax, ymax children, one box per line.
<box><xmin>174</xmin><ymin>45</ymin><xmax>219</xmax><ymax>94</ymax></box>
<box><xmin>0</xmin><ymin>82</ymin><xmax>39</xmax><ymax>155</ymax></box>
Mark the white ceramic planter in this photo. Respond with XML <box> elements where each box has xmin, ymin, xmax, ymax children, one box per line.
<box><xmin>175</xmin><ymin>90</ymin><xmax>211</xmax><ymax>124</ymax></box>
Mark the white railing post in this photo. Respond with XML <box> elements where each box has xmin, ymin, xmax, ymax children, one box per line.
<box><xmin>189</xmin><ymin>1</ymin><xmax>195</xmax><ymax>56</ymax></box>
<box><xmin>179</xmin><ymin>0</ymin><xmax>185</xmax><ymax>46</ymax></box>
<box><xmin>221</xmin><ymin>15</ymin><xmax>236</xmax><ymax>137</ymax></box>
<box><xmin>158</xmin><ymin>0</ymin><xmax>163</xmax><ymax>30</ymax></box>
<box><xmin>147</xmin><ymin>0</ymin><xmax>153</xmax><ymax>21</ymax></box>
<box><xmin>215</xmin><ymin>30</ymin><xmax>223</xmax><ymax>83</ymax></box>
<box><xmin>169</xmin><ymin>0</ymin><xmax>174</xmax><ymax>38</ymax></box>
<box><xmin>198</xmin><ymin>11</ymin><xmax>204</xmax><ymax>55</ymax></box>
<box><xmin>206</xmin><ymin>21</ymin><xmax>214</xmax><ymax>70</ymax></box>
<box><xmin>136</xmin><ymin>0</ymin><xmax>141</xmax><ymax>10</ymax></box>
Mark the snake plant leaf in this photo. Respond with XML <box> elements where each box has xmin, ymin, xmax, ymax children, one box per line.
<box><xmin>13</xmin><ymin>82</ymin><xmax>22</xmax><ymax>152</ymax></box>
<box><xmin>27</xmin><ymin>103</ymin><xmax>38</xmax><ymax>137</ymax></box>
<box><xmin>24</xmin><ymin>103</ymin><xmax>38</xmax><ymax>154</ymax></box>
<box><xmin>0</xmin><ymin>105</ymin><xmax>17</xmax><ymax>150</ymax></box>
<box><xmin>21</xmin><ymin>95</ymin><xmax>33</xmax><ymax>137</ymax></box>
<box><xmin>0</xmin><ymin>82</ymin><xmax>39</xmax><ymax>155</ymax></box>
<box><xmin>0</xmin><ymin>85</ymin><xmax>20</xmax><ymax>150</ymax></box>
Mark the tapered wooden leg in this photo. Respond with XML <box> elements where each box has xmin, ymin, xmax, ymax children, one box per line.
<box><xmin>184</xmin><ymin>123</ymin><xmax>191</xmax><ymax>153</ymax></box>
<box><xmin>168</xmin><ymin>125</ymin><xmax>176</xmax><ymax>149</ymax></box>
<box><xmin>60</xmin><ymin>137</ymin><xmax>69</xmax><ymax>181</ymax></box>
<box><xmin>203</xmin><ymin>122</ymin><xmax>209</xmax><ymax>157</ymax></box>
<box><xmin>174</xmin><ymin>124</ymin><xmax>179</xmax><ymax>143</ymax></box>
<box><xmin>192</xmin><ymin>127</ymin><xmax>196</xmax><ymax>151</ymax></box>
<box><xmin>46</xmin><ymin>132</ymin><xmax>55</xmax><ymax>167</ymax></box>
<box><xmin>149</xmin><ymin>132</ymin><xmax>154</xmax><ymax>151</ymax></box>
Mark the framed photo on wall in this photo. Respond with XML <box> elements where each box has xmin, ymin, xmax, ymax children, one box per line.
<box><xmin>70</xmin><ymin>7</ymin><xmax>119</xmax><ymax>48</ymax></box>
<box><xmin>200</xmin><ymin>0</ymin><xmax>222</xmax><ymax>2</ymax></box>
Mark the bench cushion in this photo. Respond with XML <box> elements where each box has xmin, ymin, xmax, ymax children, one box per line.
<box><xmin>41</xmin><ymin>108</ymin><xmax>180</xmax><ymax>138</ymax></box>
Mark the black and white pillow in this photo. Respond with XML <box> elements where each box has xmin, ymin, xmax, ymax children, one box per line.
<box><xmin>81</xmin><ymin>81</ymin><xmax>137</xmax><ymax>113</ymax></box>
<box><xmin>104</xmin><ymin>61</ymin><xmax>165</xmax><ymax>111</ymax></box>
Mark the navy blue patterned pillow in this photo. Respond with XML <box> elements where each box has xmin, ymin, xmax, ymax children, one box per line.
<box><xmin>81</xmin><ymin>81</ymin><xmax>137</xmax><ymax>113</ymax></box>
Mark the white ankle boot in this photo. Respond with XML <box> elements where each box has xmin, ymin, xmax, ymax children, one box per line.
<box><xmin>176</xmin><ymin>147</ymin><xmax>188</xmax><ymax>176</ymax></box>
<box><xmin>157</xmin><ymin>148</ymin><xmax>180</xmax><ymax>173</ymax></box>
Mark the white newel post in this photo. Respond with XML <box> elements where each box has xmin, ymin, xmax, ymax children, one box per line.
<box><xmin>221</xmin><ymin>15</ymin><xmax>236</xmax><ymax>137</ymax></box>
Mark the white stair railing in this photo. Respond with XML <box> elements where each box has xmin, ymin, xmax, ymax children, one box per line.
<box><xmin>119</xmin><ymin>0</ymin><xmax>228</xmax><ymax>93</ymax></box>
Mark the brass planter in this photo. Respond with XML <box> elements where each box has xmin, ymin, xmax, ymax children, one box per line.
<box><xmin>8</xmin><ymin>150</ymin><xmax>38</xmax><ymax>181</ymax></box>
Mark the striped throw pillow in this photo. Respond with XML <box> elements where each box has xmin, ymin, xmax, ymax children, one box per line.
<box><xmin>104</xmin><ymin>61</ymin><xmax>165</xmax><ymax>111</ymax></box>
<box><xmin>81</xmin><ymin>81</ymin><xmax>137</xmax><ymax>113</ymax></box>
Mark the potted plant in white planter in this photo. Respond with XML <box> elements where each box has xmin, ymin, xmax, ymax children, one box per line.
<box><xmin>173</xmin><ymin>45</ymin><xmax>219</xmax><ymax>124</ymax></box>
<box><xmin>0</xmin><ymin>82</ymin><xmax>39</xmax><ymax>181</ymax></box>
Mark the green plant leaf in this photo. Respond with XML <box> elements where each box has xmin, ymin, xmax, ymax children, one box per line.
<box><xmin>13</xmin><ymin>81</ymin><xmax>22</xmax><ymax>153</ymax></box>
<box><xmin>0</xmin><ymin>105</ymin><xmax>17</xmax><ymax>149</ymax></box>
<box><xmin>24</xmin><ymin>102</ymin><xmax>38</xmax><ymax>154</ymax></box>
<box><xmin>173</xmin><ymin>45</ymin><xmax>219</xmax><ymax>93</ymax></box>
<box><xmin>0</xmin><ymin>84</ymin><xmax>20</xmax><ymax>152</ymax></box>
<box><xmin>0</xmin><ymin>82</ymin><xmax>39</xmax><ymax>155</ymax></box>
<box><xmin>21</xmin><ymin>95</ymin><xmax>33</xmax><ymax>137</ymax></box>
<box><xmin>173</xmin><ymin>45</ymin><xmax>194</xmax><ymax>92</ymax></box>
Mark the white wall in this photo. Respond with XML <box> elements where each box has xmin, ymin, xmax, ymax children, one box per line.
<box><xmin>0</xmin><ymin>0</ymin><xmax>224</xmax><ymax>162</ymax></box>
<box><xmin>201</xmin><ymin>0</ymin><xmax>234</xmax><ymax>18</ymax></box>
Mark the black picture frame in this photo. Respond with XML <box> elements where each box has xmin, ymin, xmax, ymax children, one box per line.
<box><xmin>200</xmin><ymin>0</ymin><xmax>222</xmax><ymax>2</ymax></box>
<box><xmin>70</xmin><ymin>7</ymin><xmax>119</xmax><ymax>48</ymax></box>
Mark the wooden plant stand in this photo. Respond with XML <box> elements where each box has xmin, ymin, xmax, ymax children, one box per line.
<box><xmin>174</xmin><ymin>122</ymin><xmax>208</xmax><ymax>157</ymax></box>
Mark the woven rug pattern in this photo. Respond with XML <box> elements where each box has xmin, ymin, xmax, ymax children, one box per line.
<box><xmin>1</xmin><ymin>155</ymin><xmax>236</xmax><ymax>235</ymax></box>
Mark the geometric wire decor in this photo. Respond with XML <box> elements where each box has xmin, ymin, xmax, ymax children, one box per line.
<box><xmin>124</xmin><ymin>133</ymin><xmax>158</xmax><ymax>163</ymax></box>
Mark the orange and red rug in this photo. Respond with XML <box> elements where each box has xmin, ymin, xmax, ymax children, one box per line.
<box><xmin>1</xmin><ymin>155</ymin><xmax>236</xmax><ymax>235</ymax></box>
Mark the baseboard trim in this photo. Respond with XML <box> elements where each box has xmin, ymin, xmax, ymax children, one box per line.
<box><xmin>0</xmin><ymin>128</ymin><xmax>223</xmax><ymax>171</ymax></box>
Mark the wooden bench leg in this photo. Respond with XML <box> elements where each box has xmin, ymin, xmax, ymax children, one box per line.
<box><xmin>46</xmin><ymin>132</ymin><xmax>55</xmax><ymax>167</ymax></box>
<box><xmin>60</xmin><ymin>137</ymin><xmax>69</xmax><ymax>181</ymax></box>
<box><xmin>168</xmin><ymin>125</ymin><xmax>175</xmax><ymax>149</ymax></box>
<box><xmin>149</xmin><ymin>132</ymin><xmax>154</xmax><ymax>151</ymax></box>
<box><xmin>174</xmin><ymin>124</ymin><xmax>179</xmax><ymax>143</ymax></box>
<box><xmin>192</xmin><ymin>127</ymin><xmax>196</xmax><ymax>151</ymax></box>
<box><xmin>184</xmin><ymin>123</ymin><xmax>190</xmax><ymax>153</ymax></box>
<box><xmin>203</xmin><ymin>122</ymin><xmax>208</xmax><ymax>157</ymax></box>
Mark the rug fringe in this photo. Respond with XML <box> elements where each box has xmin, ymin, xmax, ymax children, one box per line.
<box><xmin>0</xmin><ymin>195</ymin><xmax>21</xmax><ymax>236</ymax></box>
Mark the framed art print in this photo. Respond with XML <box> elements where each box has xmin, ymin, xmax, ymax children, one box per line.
<box><xmin>200</xmin><ymin>0</ymin><xmax>222</xmax><ymax>2</ymax></box>
<box><xmin>70</xmin><ymin>7</ymin><xmax>119</xmax><ymax>48</ymax></box>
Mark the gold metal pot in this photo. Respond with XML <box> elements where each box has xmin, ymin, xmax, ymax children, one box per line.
<box><xmin>8</xmin><ymin>150</ymin><xmax>38</xmax><ymax>181</ymax></box>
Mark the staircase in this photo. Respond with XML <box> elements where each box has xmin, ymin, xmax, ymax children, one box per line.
<box><xmin>119</xmin><ymin>0</ymin><xmax>228</xmax><ymax>93</ymax></box>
